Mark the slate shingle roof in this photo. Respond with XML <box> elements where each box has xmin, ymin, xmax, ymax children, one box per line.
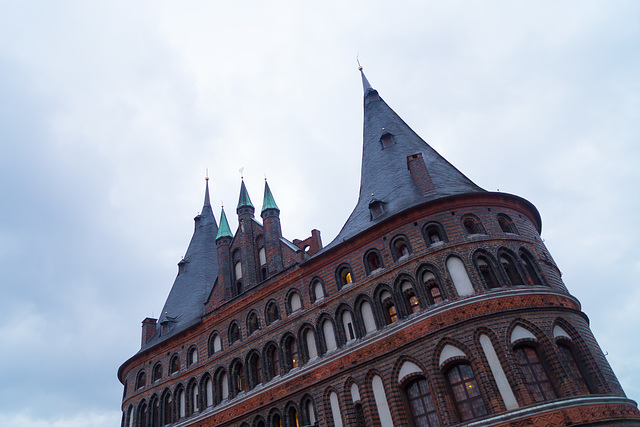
<box><xmin>141</xmin><ymin>181</ymin><xmax>219</xmax><ymax>351</ymax></box>
<box><xmin>323</xmin><ymin>71</ymin><xmax>485</xmax><ymax>250</ymax></box>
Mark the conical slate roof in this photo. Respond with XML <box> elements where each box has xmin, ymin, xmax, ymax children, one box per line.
<box><xmin>143</xmin><ymin>180</ymin><xmax>219</xmax><ymax>349</ymax></box>
<box><xmin>326</xmin><ymin>70</ymin><xmax>485</xmax><ymax>249</ymax></box>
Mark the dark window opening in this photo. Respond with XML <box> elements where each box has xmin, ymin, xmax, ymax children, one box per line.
<box><xmin>365</xmin><ymin>251</ymin><xmax>382</xmax><ymax>274</ymax></box>
<box><xmin>380</xmin><ymin>133</ymin><xmax>395</xmax><ymax>148</ymax></box>
<box><xmin>404</xmin><ymin>377</ymin><xmax>439</xmax><ymax>427</ymax></box>
<box><xmin>169</xmin><ymin>355</ymin><xmax>179</xmax><ymax>375</ymax></box>
<box><xmin>266</xmin><ymin>302</ymin><xmax>280</xmax><ymax>325</ymax></box>
<box><xmin>247</xmin><ymin>313</ymin><xmax>259</xmax><ymax>335</ymax></box>
<box><xmin>152</xmin><ymin>364</ymin><xmax>162</xmax><ymax>382</ymax></box>
<box><xmin>498</xmin><ymin>214</ymin><xmax>518</xmax><ymax>234</ymax></box>
<box><xmin>445</xmin><ymin>363</ymin><xmax>488</xmax><ymax>422</ymax></box>
<box><xmin>381</xmin><ymin>291</ymin><xmax>397</xmax><ymax>325</ymax></box>
<box><xmin>229</xmin><ymin>323</ymin><xmax>241</xmax><ymax>345</ymax></box>
<box><xmin>514</xmin><ymin>346</ymin><xmax>556</xmax><ymax>402</ymax></box>
<box><xmin>424</xmin><ymin>223</ymin><xmax>447</xmax><ymax>246</ymax></box>
<box><xmin>476</xmin><ymin>256</ymin><xmax>500</xmax><ymax>289</ymax></box>
<box><xmin>463</xmin><ymin>217</ymin><xmax>484</xmax><ymax>235</ymax></box>
<box><xmin>558</xmin><ymin>343</ymin><xmax>590</xmax><ymax>395</ymax></box>
<box><xmin>500</xmin><ymin>254</ymin><xmax>524</xmax><ymax>286</ymax></box>
<box><xmin>520</xmin><ymin>251</ymin><xmax>543</xmax><ymax>286</ymax></box>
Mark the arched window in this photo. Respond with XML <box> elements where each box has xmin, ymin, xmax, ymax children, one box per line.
<box><xmin>229</xmin><ymin>322</ymin><xmax>241</xmax><ymax>345</ymax></box>
<box><xmin>359</xmin><ymin>300</ymin><xmax>377</xmax><ymax>334</ymax></box>
<box><xmin>380</xmin><ymin>291</ymin><xmax>398</xmax><ymax>325</ymax></box>
<box><xmin>282</xmin><ymin>335</ymin><xmax>298</xmax><ymax>372</ymax></box>
<box><xmin>514</xmin><ymin>345</ymin><xmax>556</xmax><ymax>402</ymax></box>
<box><xmin>286</xmin><ymin>405</ymin><xmax>299</xmax><ymax>427</ymax></box>
<box><xmin>188</xmin><ymin>380</ymin><xmax>199</xmax><ymax>415</ymax></box>
<box><xmin>336</xmin><ymin>264</ymin><xmax>354</xmax><ymax>289</ymax></box>
<box><xmin>264</xmin><ymin>342</ymin><xmax>280</xmax><ymax>380</ymax></box>
<box><xmin>475</xmin><ymin>255</ymin><xmax>501</xmax><ymax>289</ymax></box>
<box><xmin>462</xmin><ymin>215</ymin><xmax>485</xmax><ymax>235</ymax></box>
<box><xmin>266</xmin><ymin>300</ymin><xmax>280</xmax><ymax>325</ymax></box>
<box><xmin>136</xmin><ymin>370</ymin><xmax>146</xmax><ymax>390</ymax></box>
<box><xmin>500</xmin><ymin>253</ymin><xmax>524</xmax><ymax>286</ymax></box>
<box><xmin>497</xmin><ymin>214</ymin><xmax>518</xmax><ymax>234</ymax></box>
<box><xmin>247</xmin><ymin>351</ymin><xmax>262</xmax><ymax>389</ymax></box>
<box><xmin>209</xmin><ymin>333</ymin><xmax>222</xmax><ymax>356</ymax></box>
<box><xmin>341</xmin><ymin>310</ymin><xmax>356</xmax><ymax>343</ymax></box>
<box><xmin>446</xmin><ymin>256</ymin><xmax>475</xmax><ymax>297</ymax></box>
<box><xmin>301</xmin><ymin>396</ymin><xmax>317</xmax><ymax>426</ymax></box>
<box><xmin>150</xmin><ymin>396</ymin><xmax>160</xmax><ymax>427</ymax></box>
<box><xmin>322</xmin><ymin>319</ymin><xmax>338</xmax><ymax>352</ymax></box>
<box><xmin>329</xmin><ymin>391</ymin><xmax>343</xmax><ymax>427</ymax></box>
<box><xmin>391</xmin><ymin>235</ymin><xmax>411</xmax><ymax>261</ymax></box>
<box><xmin>176</xmin><ymin>387</ymin><xmax>186</xmax><ymax>419</ymax></box>
<box><xmin>305</xmin><ymin>328</ymin><xmax>318</xmax><ymax>360</ymax></box>
<box><xmin>187</xmin><ymin>346</ymin><xmax>198</xmax><ymax>367</ymax></box>
<box><xmin>257</xmin><ymin>235</ymin><xmax>267</xmax><ymax>281</ymax></box>
<box><xmin>364</xmin><ymin>249</ymin><xmax>383</xmax><ymax>275</ymax></box>
<box><xmin>421</xmin><ymin>270</ymin><xmax>444</xmax><ymax>305</ymax></box>
<box><xmin>162</xmin><ymin>391</ymin><xmax>173</xmax><ymax>425</ymax></box>
<box><xmin>350</xmin><ymin>383</ymin><xmax>365</xmax><ymax>427</ymax></box>
<box><xmin>520</xmin><ymin>250</ymin><xmax>544</xmax><ymax>286</ymax></box>
<box><xmin>247</xmin><ymin>312</ymin><xmax>260</xmax><ymax>335</ymax></box>
<box><xmin>403</xmin><ymin>377</ymin><xmax>439</xmax><ymax>427</ymax></box>
<box><xmin>203</xmin><ymin>375</ymin><xmax>214</xmax><ymax>408</ymax></box>
<box><xmin>371</xmin><ymin>375</ymin><xmax>394</xmax><ymax>427</ymax></box>
<box><xmin>126</xmin><ymin>405</ymin><xmax>134</xmax><ymax>427</ymax></box>
<box><xmin>137</xmin><ymin>401</ymin><xmax>148</xmax><ymax>427</ymax></box>
<box><xmin>230</xmin><ymin>360</ymin><xmax>245</xmax><ymax>396</ymax></box>
<box><xmin>270</xmin><ymin>412</ymin><xmax>282</xmax><ymax>427</ymax></box>
<box><xmin>152</xmin><ymin>363</ymin><xmax>162</xmax><ymax>382</ymax></box>
<box><xmin>424</xmin><ymin>222</ymin><xmax>447</xmax><ymax>246</ymax></box>
<box><xmin>311</xmin><ymin>279</ymin><xmax>325</xmax><ymax>303</ymax></box>
<box><xmin>216</xmin><ymin>370</ymin><xmax>229</xmax><ymax>402</ymax></box>
<box><xmin>444</xmin><ymin>363</ymin><xmax>487</xmax><ymax>422</ymax></box>
<box><xmin>288</xmin><ymin>291</ymin><xmax>302</xmax><ymax>314</ymax></box>
<box><xmin>401</xmin><ymin>280</ymin><xmax>420</xmax><ymax>315</ymax></box>
<box><xmin>558</xmin><ymin>342</ymin><xmax>590</xmax><ymax>395</ymax></box>
<box><xmin>232</xmin><ymin>249</ymin><xmax>242</xmax><ymax>296</ymax></box>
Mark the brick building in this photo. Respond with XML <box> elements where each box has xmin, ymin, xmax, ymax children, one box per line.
<box><xmin>118</xmin><ymin>69</ymin><xmax>640</xmax><ymax>426</ymax></box>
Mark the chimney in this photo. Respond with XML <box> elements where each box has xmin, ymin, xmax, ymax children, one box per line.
<box><xmin>141</xmin><ymin>317</ymin><xmax>157</xmax><ymax>347</ymax></box>
<box><xmin>407</xmin><ymin>153</ymin><xmax>435</xmax><ymax>196</ymax></box>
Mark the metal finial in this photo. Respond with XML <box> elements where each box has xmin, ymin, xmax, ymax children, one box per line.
<box><xmin>239</xmin><ymin>166</ymin><xmax>244</xmax><ymax>179</ymax></box>
<box><xmin>205</xmin><ymin>168</ymin><xmax>209</xmax><ymax>181</ymax></box>
<box><xmin>357</xmin><ymin>53</ymin><xmax>362</xmax><ymax>71</ymax></box>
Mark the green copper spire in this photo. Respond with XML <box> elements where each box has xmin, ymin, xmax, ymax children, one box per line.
<box><xmin>261</xmin><ymin>180</ymin><xmax>279</xmax><ymax>213</ymax></box>
<box><xmin>216</xmin><ymin>207</ymin><xmax>233</xmax><ymax>240</ymax></box>
<box><xmin>236</xmin><ymin>180</ymin><xmax>254</xmax><ymax>213</ymax></box>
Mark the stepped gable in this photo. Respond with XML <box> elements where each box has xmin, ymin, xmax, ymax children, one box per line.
<box><xmin>324</xmin><ymin>69</ymin><xmax>485</xmax><ymax>249</ymax></box>
<box><xmin>142</xmin><ymin>179</ymin><xmax>219</xmax><ymax>350</ymax></box>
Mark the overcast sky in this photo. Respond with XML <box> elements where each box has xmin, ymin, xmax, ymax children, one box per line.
<box><xmin>1</xmin><ymin>1</ymin><xmax>639</xmax><ymax>426</ymax></box>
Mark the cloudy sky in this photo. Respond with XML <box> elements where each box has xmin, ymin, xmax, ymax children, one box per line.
<box><xmin>1</xmin><ymin>1</ymin><xmax>639</xmax><ymax>425</ymax></box>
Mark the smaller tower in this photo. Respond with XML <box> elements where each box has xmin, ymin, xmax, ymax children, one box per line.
<box><xmin>261</xmin><ymin>179</ymin><xmax>284</xmax><ymax>277</ymax></box>
<box><xmin>235</xmin><ymin>179</ymin><xmax>258</xmax><ymax>293</ymax></box>
<box><xmin>215</xmin><ymin>206</ymin><xmax>233</xmax><ymax>300</ymax></box>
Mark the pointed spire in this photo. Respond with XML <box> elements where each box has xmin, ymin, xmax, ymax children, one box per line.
<box><xmin>216</xmin><ymin>207</ymin><xmax>233</xmax><ymax>240</ymax></box>
<box><xmin>236</xmin><ymin>179</ymin><xmax>254</xmax><ymax>213</ymax></box>
<box><xmin>261</xmin><ymin>179</ymin><xmax>279</xmax><ymax>213</ymax></box>
<box><xmin>359</xmin><ymin>65</ymin><xmax>372</xmax><ymax>92</ymax></box>
<box><xmin>203</xmin><ymin>176</ymin><xmax>211</xmax><ymax>207</ymax></box>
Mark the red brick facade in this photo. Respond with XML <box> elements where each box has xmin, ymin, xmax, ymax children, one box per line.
<box><xmin>118</xmin><ymin>79</ymin><xmax>639</xmax><ymax>426</ymax></box>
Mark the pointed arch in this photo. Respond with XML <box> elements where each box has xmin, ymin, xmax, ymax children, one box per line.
<box><xmin>263</xmin><ymin>341</ymin><xmax>281</xmax><ymax>381</ymax></box>
<box><xmin>394</xmin><ymin>274</ymin><xmax>422</xmax><ymax>316</ymax></box>
<box><xmin>245</xmin><ymin>349</ymin><xmax>263</xmax><ymax>390</ymax></box>
<box><xmin>497</xmin><ymin>247</ymin><xmax>525</xmax><ymax>286</ymax></box>
<box><xmin>519</xmin><ymin>248</ymin><xmax>545</xmax><ymax>286</ymax></box>
<box><xmin>417</xmin><ymin>263</ymin><xmax>447</xmax><ymax>305</ymax></box>
<box><xmin>229</xmin><ymin>358</ymin><xmax>246</xmax><ymax>397</ymax></box>
<box><xmin>473</xmin><ymin>250</ymin><xmax>503</xmax><ymax>289</ymax></box>
<box><xmin>317</xmin><ymin>313</ymin><xmax>338</xmax><ymax>353</ymax></box>
<box><xmin>374</xmin><ymin>284</ymin><xmax>399</xmax><ymax>326</ymax></box>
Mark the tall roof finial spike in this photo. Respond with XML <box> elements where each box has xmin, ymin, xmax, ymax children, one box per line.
<box><xmin>239</xmin><ymin>166</ymin><xmax>244</xmax><ymax>180</ymax></box>
<box><xmin>357</xmin><ymin>53</ymin><xmax>363</xmax><ymax>71</ymax></box>
<box><xmin>358</xmin><ymin>57</ymin><xmax>372</xmax><ymax>92</ymax></box>
<box><xmin>205</xmin><ymin>168</ymin><xmax>209</xmax><ymax>181</ymax></box>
